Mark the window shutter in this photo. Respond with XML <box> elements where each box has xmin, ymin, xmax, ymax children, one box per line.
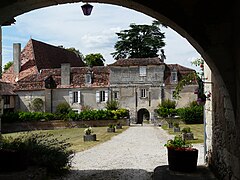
<box><xmin>96</xmin><ymin>91</ymin><xmax>100</xmax><ymax>103</ymax></box>
<box><xmin>78</xmin><ymin>91</ymin><xmax>81</xmax><ymax>104</ymax></box>
<box><xmin>105</xmin><ymin>90</ymin><xmax>108</xmax><ymax>102</ymax></box>
<box><xmin>69</xmin><ymin>90</ymin><xmax>73</xmax><ymax>104</ymax></box>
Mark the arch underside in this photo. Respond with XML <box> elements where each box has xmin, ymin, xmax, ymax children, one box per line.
<box><xmin>0</xmin><ymin>1</ymin><xmax>239</xmax><ymax>179</ymax></box>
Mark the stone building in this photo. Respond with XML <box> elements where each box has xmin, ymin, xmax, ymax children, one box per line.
<box><xmin>108</xmin><ymin>58</ymin><xmax>198</xmax><ymax>123</ymax></box>
<box><xmin>1</xmin><ymin>39</ymin><xmax>197</xmax><ymax>123</ymax></box>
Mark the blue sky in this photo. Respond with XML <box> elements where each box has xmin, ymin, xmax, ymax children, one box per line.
<box><xmin>2</xmin><ymin>3</ymin><xmax>201</xmax><ymax>70</ymax></box>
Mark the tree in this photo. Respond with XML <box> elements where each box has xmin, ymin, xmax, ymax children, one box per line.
<box><xmin>3</xmin><ymin>61</ymin><xmax>13</xmax><ymax>72</ymax></box>
<box><xmin>65</xmin><ymin>47</ymin><xmax>84</xmax><ymax>60</ymax></box>
<box><xmin>84</xmin><ymin>53</ymin><xmax>105</xmax><ymax>66</ymax></box>
<box><xmin>111</xmin><ymin>20</ymin><xmax>167</xmax><ymax>59</ymax></box>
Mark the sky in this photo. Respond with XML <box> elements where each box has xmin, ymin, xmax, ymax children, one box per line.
<box><xmin>1</xmin><ymin>2</ymin><xmax>201</xmax><ymax>70</ymax></box>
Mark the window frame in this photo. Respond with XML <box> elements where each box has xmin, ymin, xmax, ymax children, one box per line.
<box><xmin>139</xmin><ymin>66</ymin><xmax>147</xmax><ymax>77</ymax></box>
<box><xmin>140</xmin><ymin>88</ymin><xmax>147</xmax><ymax>98</ymax></box>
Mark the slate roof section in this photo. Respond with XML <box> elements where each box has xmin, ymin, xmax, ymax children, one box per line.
<box><xmin>2</xmin><ymin>39</ymin><xmax>85</xmax><ymax>83</ymax></box>
<box><xmin>108</xmin><ymin>57</ymin><xmax>163</xmax><ymax>66</ymax></box>
<box><xmin>15</xmin><ymin>66</ymin><xmax>110</xmax><ymax>91</ymax></box>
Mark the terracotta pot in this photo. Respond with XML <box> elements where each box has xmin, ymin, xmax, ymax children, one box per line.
<box><xmin>167</xmin><ymin>147</ymin><xmax>198</xmax><ymax>172</ymax></box>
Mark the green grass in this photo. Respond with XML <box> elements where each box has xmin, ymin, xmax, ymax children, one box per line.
<box><xmin>2</xmin><ymin>126</ymin><xmax>129</xmax><ymax>152</ymax></box>
<box><xmin>162</xmin><ymin>122</ymin><xmax>204</xmax><ymax>144</ymax></box>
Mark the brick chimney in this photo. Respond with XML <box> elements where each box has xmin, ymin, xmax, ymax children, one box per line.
<box><xmin>61</xmin><ymin>63</ymin><xmax>70</xmax><ymax>85</ymax></box>
<box><xmin>13</xmin><ymin>43</ymin><xmax>21</xmax><ymax>74</ymax></box>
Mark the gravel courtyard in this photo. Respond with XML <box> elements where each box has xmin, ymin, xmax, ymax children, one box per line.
<box><xmin>60</xmin><ymin>125</ymin><xmax>204</xmax><ymax>180</ymax></box>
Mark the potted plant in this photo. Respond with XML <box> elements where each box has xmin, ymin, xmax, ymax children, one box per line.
<box><xmin>173</xmin><ymin>122</ymin><xmax>180</xmax><ymax>132</ymax></box>
<box><xmin>165</xmin><ymin>135</ymin><xmax>198</xmax><ymax>172</ymax></box>
<box><xmin>107</xmin><ymin>124</ymin><xmax>116</xmax><ymax>132</ymax></box>
<box><xmin>182</xmin><ymin>127</ymin><xmax>194</xmax><ymax>140</ymax></box>
<box><xmin>83</xmin><ymin>127</ymin><xmax>96</xmax><ymax>141</ymax></box>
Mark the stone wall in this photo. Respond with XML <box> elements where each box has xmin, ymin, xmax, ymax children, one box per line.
<box><xmin>208</xmin><ymin>73</ymin><xmax>240</xmax><ymax>180</ymax></box>
<box><xmin>2</xmin><ymin>119</ymin><xmax>129</xmax><ymax>133</ymax></box>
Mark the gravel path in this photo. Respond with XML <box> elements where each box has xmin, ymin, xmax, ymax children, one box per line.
<box><xmin>60</xmin><ymin>125</ymin><xmax>204</xmax><ymax>180</ymax></box>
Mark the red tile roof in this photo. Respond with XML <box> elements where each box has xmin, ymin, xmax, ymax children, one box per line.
<box><xmin>2</xmin><ymin>39</ymin><xmax>85</xmax><ymax>83</ymax></box>
<box><xmin>15</xmin><ymin>66</ymin><xmax>110</xmax><ymax>91</ymax></box>
<box><xmin>108</xmin><ymin>57</ymin><xmax>163</xmax><ymax>66</ymax></box>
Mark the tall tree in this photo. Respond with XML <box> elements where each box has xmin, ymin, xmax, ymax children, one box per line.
<box><xmin>84</xmin><ymin>53</ymin><xmax>105</xmax><ymax>66</ymax></box>
<box><xmin>111</xmin><ymin>20</ymin><xmax>167</xmax><ymax>59</ymax></box>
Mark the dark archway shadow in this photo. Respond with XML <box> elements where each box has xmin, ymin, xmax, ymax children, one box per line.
<box><xmin>153</xmin><ymin>165</ymin><xmax>217</xmax><ymax>180</ymax></box>
<box><xmin>59</xmin><ymin>168</ymin><xmax>153</xmax><ymax>180</ymax></box>
<box><xmin>137</xmin><ymin>108</ymin><xmax>150</xmax><ymax>124</ymax></box>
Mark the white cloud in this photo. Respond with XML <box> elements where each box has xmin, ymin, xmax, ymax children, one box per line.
<box><xmin>1</xmin><ymin>3</ymin><xmax>200</xmax><ymax>70</ymax></box>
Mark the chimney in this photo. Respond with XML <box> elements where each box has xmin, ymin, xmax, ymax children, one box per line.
<box><xmin>61</xmin><ymin>63</ymin><xmax>70</xmax><ymax>85</ymax></box>
<box><xmin>13</xmin><ymin>43</ymin><xmax>21</xmax><ymax>74</ymax></box>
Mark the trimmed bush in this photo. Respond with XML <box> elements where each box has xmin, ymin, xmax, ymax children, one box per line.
<box><xmin>157</xmin><ymin>99</ymin><xmax>177</xmax><ymax>118</ymax></box>
<box><xmin>177</xmin><ymin>102</ymin><xmax>203</xmax><ymax>124</ymax></box>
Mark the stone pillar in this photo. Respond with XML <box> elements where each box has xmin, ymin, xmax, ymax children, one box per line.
<box><xmin>13</xmin><ymin>43</ymin><xmax>21</xmax><ymax>75</ymax></box>
<box><xmin>61</xmin><ymin>63</ymin><xmax>70</xmax><ymax>86</ymax></box>
<box><xmin>45</xmin><ymin>89</ymin><xmax>52</xmax><ymax>113</ymax></box>
<box><xmin>0</xmin><ymin>25</ymin><xmax>2</xmax><ymax>78</ymax></box>
<box><xmin>204</xmin><ymin>62</ymin><xmax>213</xmax><ymax>163</ymax></box>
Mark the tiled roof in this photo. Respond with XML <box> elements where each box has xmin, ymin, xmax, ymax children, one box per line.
<box><xmin>0</xmin><ymin>81</ymin><xmax>16</xmax><ymax>95</ymax></box>
<box><xmin>164</xmin><ymin>64</ymin><xmax>196</xmax><ymax>85</ymax></box>
<box><xmin>108</xmin><ymin>57</ymin><xmax>163</xmax><ymax>66</ymax></box>
<box><xmin>2</xmin><ymin>39</ymin><xmax>85</xmax><ymax>83</ymax></box>
<box><xmin>15</xmin><ymin>66</ymin><xmax>110</xmax><ymax>91</ymax></box>
<box><xmin>31</xmin><ymin>39</ymin><xmax>85</xmax><ymax>70</ymax></box>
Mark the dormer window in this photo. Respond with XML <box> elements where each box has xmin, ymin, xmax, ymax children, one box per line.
<box><xmin>171</xmin><ymin>68</ymin><xmax>178</xmax><ymax>83</ymax></box>
<box><xmin>86</xmin><ymin>74</ymin><xmax>92</xmax><ymax>83</ymax></box>
<box><xmin>86</xmin><ymin>69</ymin><xmax>92</xmax><ymax>84</ymax></box>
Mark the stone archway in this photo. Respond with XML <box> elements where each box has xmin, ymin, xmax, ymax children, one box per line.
<box><xmin>137</xmin><ymin>108</ymin><xmax>150</xmax><ymax>124</ymax></box>
<box><xmin>0</xmin><ymin>1</ymin><xmax>240</xmax><ymax>179</ymax></box>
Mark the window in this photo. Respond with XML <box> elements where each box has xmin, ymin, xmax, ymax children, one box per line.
<box><xmin>86</xmin><ymin>74</ymin><xmax>92</xmax><ymax>84</ymax></box>
<box><xmin>96</xmin><ymin>90</ymin><xmax>108</xmax><ymax>103</ymax></box>
<box><xmin>113</xmin><ymin>91</ymin><xmax>119</xmax><ymax>99</ymax></box>
<box><xmin>171</xmin><ymin>68</ymin><xmax>178</xmax><ymax>83</ymax></box>
<box><xmin>3</xmin><ymin>96</ymin><xmax>10</xmax><ymax>105</ymax></box>
<box><xmin>73</xmin><ymin>92</ymin><xmax>78</xmax><ymax>103</ymax></box>
<box><xmin>140</xmin><ymin>89</ymin><xmax>147</xmax><ymax>98</ymax></box>
<box><xmin>139</xmin><ymin>66</ymin><xmax>146</xmax><ymax>76</ymax></box>
<box><xmin>69</xmin><ymin>90</ymin><xmax>81</xmax><ymax>104</ymax></box>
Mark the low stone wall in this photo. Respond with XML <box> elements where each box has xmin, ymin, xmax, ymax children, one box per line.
<box><xmin>2</xmin><ymin>119</ymin><xmax>129</xmax><ymax>133</ymax></box>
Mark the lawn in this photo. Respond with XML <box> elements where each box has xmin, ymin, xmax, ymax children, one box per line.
<box><xmin>162</xmin><ymin>121</ymin><xmax>204</xmax><ymax>144</ymax></box>
<box><xmin>2</xmin><ymin>126</ymin><xmax>129</xmax><ymax>152</ymax></box>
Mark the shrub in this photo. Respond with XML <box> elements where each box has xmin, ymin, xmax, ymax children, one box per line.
<box><xmin>1</xmin><ymin>112</ymin><xmax>20</xmax><ymax>123</ymax></box>
<box><xmin>0</xmin><ymin>133</ymin><xmax>74</xmax><ymax>175</ymax></box>
<box><xmin>157</xmin><ymin>99</ymin><xmax>177</xmax><ymax>118</ymax></box>
<box><xmin>56</xmin><ymin>102</ymin><xmax>72</xmax><ymax>114</ymax></box>
<box><xmin>177</xmin><ymin>102</ymin><xmax>203</xmax><ymax>124</ymax></box>
<box><xmin>30</xmin><ymin>98</ymin><xmax>44</xmax><ymax>112</ymax></box>
<box><xmin>105</xmin><ymin>100</ymin><xmax>119</xmax><ymax>110</ymax></box>
<box><xmin>182</xmin><ymin>127</ymin><xmax>191</xmax><ymax>133</ymax></box>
